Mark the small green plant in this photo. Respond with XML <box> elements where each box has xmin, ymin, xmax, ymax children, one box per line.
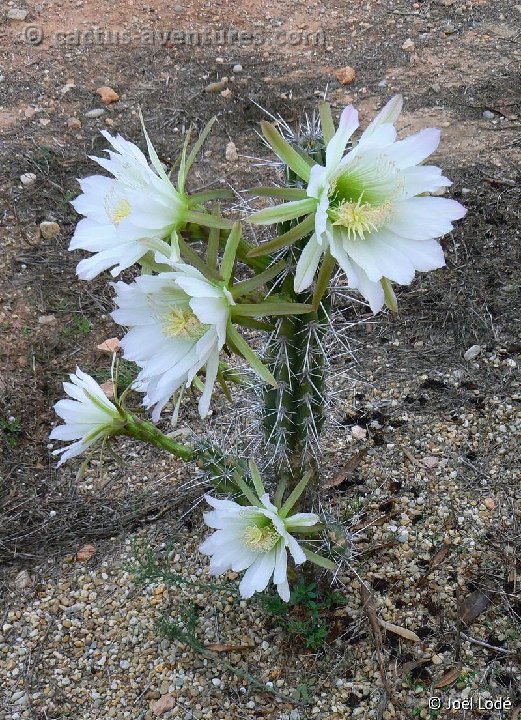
<box><xmin>22</xmin><ymin>326</ymin><xmax>32</xmax><ymax>337</ymax></box>
<box><xmin>1</xmin><ymin>416</ymin><xmax>21</xmax><ymax>447</ymax></box>
<box><xmin>261</xmin><ymin>578</ymin><xmax>345</xmax><ymax>650</ymax></box>
<box><xmin>62</xmin><ymin>315</ymin><xmax>92</xmax><ymax>337</ymax></box>
<box><xmin>54</xmin><ymin>298</ymin><xmax>70</xmax><ymax>312</ymax></box>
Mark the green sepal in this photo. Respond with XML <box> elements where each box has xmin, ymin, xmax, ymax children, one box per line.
<box><xmin>260</xmin><ymin>121</ymin><xmax>313</xmax><ymax>182</ymax></box>
<box><xmin>245</xmin><ymin>187</ymin><xmax>308</xmax><ymax>200</ymax></box>
<box><xmin>319</xmin><ymin>102</ymin><xmax>335</xmax><ymax>145</ymax></box>
<box><xmin>186</xmin><ymin>210</ymin><xmax>234</xmax><ymax>230</ymax></box>
<box><xmin>217</xmin><ymin>372</ymin><xmax>233</xmax><ymax>402</ymax></box>
<box><xmin>381</xmin><ymin>277</ymin><xmax>398</xmax><ymax>313</ymax></box>
<box><xmin>303</xmin><ymin>548</ymin><xmax>337</xmax><ymax>571</ymax></box>
<box><xmin>226</xmin><ymin>321</ymin><xmax>277</xmax><ymax>387</ymax></box>
<box><xmin>248</xmin><ymin>459</ymin><xmax>265</xmax><ymax>498</ymax></box>
<box><xmin>233</xmin><ymin>474</ymin><xmax>262</xmax><ymax>507</ymax></box>
<box><xmin>231</xmin><ymin>302</ymin><xmax>313</xmax><ymax>318</ymax></box>
<box><xmin>232</xmin><ymin>316</ymin><xmax>273</xmax><ymax>331</ymax></box>
<box><xmin>230</xmin><ymin>260</ymin><xmax>286</xmax><ymax>299</ymax></box>
<box><xmin>190</xmin><ymin>188</ymin><xmax>235</xmax><ymax>204</ymax></box>
<box><xmin>184</xmin><ymin>117</ymin><xmax>217</xmax><ymax>178</ymax></box>
<box><xmin>279</xmin><ymin>470</ymin><xmax>313</xmax><ymax>518</ymax></box>
<box><xmin>177</xmin><ymin>128</ymin><xmax>192</xmax><ymax>193</ymax></box>
<box><xmin>206</xmin><ymin>213</ymin><xmax>221</xmax><ymax>270</ymax></box>
<box><xmin>138</xmin><ymin>109</ymin><xmax>171</xmax><ymax>184</ymax></box>
<box><xmin>248</xmin><ymin>213</ymin><xmax>315</xmax><ymax>257</ymax></box>
<box><xmin>312</xmin><ymin>249</ymin><xmax>336</xmax><ymax>308</ymax></box>
<box><xmin>249</xmin><ymin>198</ymin><xmax>317</xmax><ymax>226</ymax></box>
<box><xmin>178</xmin><ymin>236</ymin><xmax>221</xmax><ymax>282</ymax></box>
<box><xmin>220</xmin><ymin>222</ymin><xmax>242</xmax><ymax>284</ymax></box>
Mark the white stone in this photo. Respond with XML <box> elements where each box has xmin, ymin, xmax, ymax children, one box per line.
<box><xmin>464</xmin><ymin>344</ymin><xmax>482</xmax><ymax>361</ymax></box>
<box><xmin>20</xmin><ymin>173</ymin><xmax>37</xmax><ymax>186</ymax></box>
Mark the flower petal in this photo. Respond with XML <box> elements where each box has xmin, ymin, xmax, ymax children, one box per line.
<box><xmin>294</xmin><ymin>234</ymin><xmax>324</xmax><ymax>293</ymax></box>
<box><xmin>239</xmin><ymin>551</ymin><xmax>276</xmax><ymax>598</ymax></box>
<box><xmin>325</xmin><ymin>105</ymin><xmax>359</xmax><ymax>170</ymax></box>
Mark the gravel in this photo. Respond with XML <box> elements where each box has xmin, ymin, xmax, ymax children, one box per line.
<box><xmin>1</xmin><ymin>337</ymin><xmax>519</xmax><ymax>719</ymax></box>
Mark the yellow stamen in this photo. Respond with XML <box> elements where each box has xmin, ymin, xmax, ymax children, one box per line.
<box><xmin>163</xmin><ymin>308</ymin><xmax>208</xmax><ymax>340</ymax></box>
<box><xmin>107</xmin><ymin>197</ymin><xmax>132</xmax><ymax>225</ymax></box>
<box><xmin>243</xmin><ymin>524</ymin><xmax>279</xmax><ymax>553</ymax></box>
<box><xmin>332</xmin><ymin>197</ymin><xmax>392</xmax><ymax>241</ymax></box>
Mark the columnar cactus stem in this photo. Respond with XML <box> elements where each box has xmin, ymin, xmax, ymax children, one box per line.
<box><xmin>263</xmin><ymin>245</ymin><xmax>330</xmax><ymax>490</ymax></box>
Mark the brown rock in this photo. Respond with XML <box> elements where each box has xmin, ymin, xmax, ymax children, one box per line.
<box><xmin>39</xmin><ymin>221</ymin><xmax>61</xmax><ymax>240</ymax></box>
<box><xmin>152</xmin><ymin>695</ymin><xmax>175</xmax><ymax>716</ymax></box>
<box><xmin>67</xmin><ymin>117</ymin><xmax>82</xmax><ymax>129</ymax></box>
<box><xmin>225</xmin><ymin>141</ymin><xmax>238</xmax><ymax>162</ymax></box>
<box><xmin>96</xmin><ymin>86</ymin><xmax>120</xmax><ymax>104</ymax></box>
<box><xmin>335</xmin><ymin>66</ymin><xmax>356</xmax><ymax>85</ymax></box>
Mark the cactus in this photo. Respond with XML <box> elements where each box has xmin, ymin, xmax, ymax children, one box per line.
<box><xmin>262</xmin><ymin>125</ymin><xmax>329</xmax><ymax>489</ymax></box>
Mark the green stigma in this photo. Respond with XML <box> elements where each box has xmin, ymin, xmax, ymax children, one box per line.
<box><xmin>243</xmin><ymin>523</ymin><xmax>280</xmax><ymax>552</ymax></box>
<box><xmin>331</xmin><ymin>197</ymin><xmax>392</xmax><ymax>241</ymax></box>
<box><xmin>163</xmin><ymin>308</ymin><xmax>209</xmax><ymax>340</ymax></box>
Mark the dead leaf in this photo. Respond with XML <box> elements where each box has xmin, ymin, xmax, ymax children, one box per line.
<box><xmin>360</xmin><ymin>585</ymin><xmax>389</xmax><ymax>691</ymax></box>
<box><xmin>96</xmin><ymin>86</ymin><xmax>120</xmax><ymax>104</ymax></box>
<box><xmin>378</xmin><ymin>619</ymin><xmax>422</xmax><ymax>643</ymax></box>
<box><xmin>402</xmin><ymin>447</ymin><xmax>420</xmax><ymax>466</ymax></box>
<box><xmin>100</xmin><ymin>381</ymin><xmax>115</xmax><ymax>399</ymax></box>
<box><xmin>323</xmin><ymin>450</ymin><xmax>366</xmax><ymax>488</ymax></box>
<box><xmin>96</xmin><ymin>337</ymin><xmax>121</xmax><ymax>353</ymax></box>
<box><xmin>152</xmin><ymin>694</ymin><xmax>175</xmax><ymax>716</ymax></box>
<box><xmin>76</xmin><ymin>544</ymin><xmax>96</xmax><ymax>562</ymax></box>
<box><xmin>205</xmin><ymin>643</ymin><xmax>253</xmax><ymax>653</ymax></box>
<box><xmin>430</xmin><ymin>544</ymin><xmax>450</xmax><ymax>568</ymax></box>
<box><xmin>434</xmin><ymin>663</ymin><xmax>462</xmax><ymax>689</ymax></box>
<box><xmin>459</xmin><ymin>589</ymin><xmax>490</xmax><ymax>625</ymax></box>
<box><xmin>399</xmin><ymin>657</ymin><xmax>430</xmax><ymax>677</ymax></box>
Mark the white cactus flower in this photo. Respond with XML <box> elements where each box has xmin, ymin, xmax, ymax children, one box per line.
<box><xmin>50</xmin><ymin>368</ymin><xmax>122</xmax><ymax>465</ymax></box>
<box><xmin>200</xmin><ymin>493</ymin><xmax>320</xmax><ymax>601</ymax></box>
<box><xmin>70</xmin><ymin>131</ymin><xmax>189</xmax><ymax>280</ymax></box>
<box><xmin>252</xmin><ymin>96</ymin><xmax>467</xmax><ymax>313</ymax></box>
<box><xmin>111</xmin><ymin>264</ymin><xmax>234</xmax><ymax>421</ymax></box>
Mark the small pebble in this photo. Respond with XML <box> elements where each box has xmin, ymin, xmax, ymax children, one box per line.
<box><xmin>39</xmin><ymin>221</ymin><xmax>61</xmax><ymax>240</ymax></box>
<box><xmin>84</xmin><ymin>109</ymin><xmax>106</xmax><ymax>118</ymax></box>
<box><xmin>7</xmin><ymin>8</ymin><xmax>28</xmax><ymax>20</ymax></box>
<box><xmin>20</xmin><ymin>173</ymin><xmax>37</xmax><ymax>187</ymax></box>
<box><xmin>225</xmin><ymin>141</ymin><xmax>238</xmax><ymax>162</ymax></box>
